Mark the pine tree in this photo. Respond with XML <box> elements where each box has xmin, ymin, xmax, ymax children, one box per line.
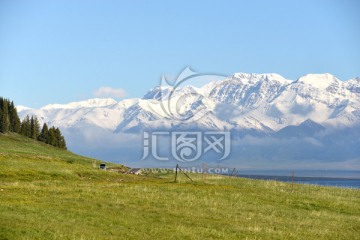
<box><xmin>0</xmin><ymin>99</ymin><xmax>10</xmax><ymax>133</ymax></box>
<box><xmin>30</xmin><ymin>116</ymin><xmax>40</xmax><ymax>139</ymax></box>
<box><xmin>48</xmin><ymin>127</ymin><xmax>56</xmax><ymax>146</ymax></box>
<box><xmin>30</xmin><ymin>116</ymin><xmax>34</xmax><ymax>138</ymax></box>
<box><xmin>20</xmin><ymin>115</ymin><xmax>31</xmax><ymax>137</ymax></box>
<box><xmin>0</xmin><ymin>98</ymin><xmax>21</xmax><ymax>134</ymax></box>
<box><xmin>54</xmin><ymin>127</ymin><xmax>67</xmax><ymax>149</ymax></box>
<box><xmin>25</xmin><ymin>115</ymin><xmax>31</xmax><ymax>137</ymax></box>
<box><xmin>0</xmin><ymin>107</ymin><xmax>3</xmax><ymax>133</ymax></box>
<box><xmin>60</xmin><ymin>135</ymin><xmax>67</xmax><ymax>149</ymax></box>
<box><xmin>35</xmin><ymin>117</ymin><xmax>40</xmax><ymax>139</ymax></box>
<box><xmin>38</xmin><ymin>123</ymin><xmax>49</xmax><ymax>143</ymax></box>
<box><xmin>0</xmin><ymin>97</ymin><xmax>3</xmax><ymax>132</ymax></box>
<box><xmin>55</xmin><ymin>128</ymin><xmax>61</xmax><ymax>147</ymax></box>
<box><xmin>9</xmin><ymin>101</ymin><xmax>21</xmax><ymax>133</ymax></box>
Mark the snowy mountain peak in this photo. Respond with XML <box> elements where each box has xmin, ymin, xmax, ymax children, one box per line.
<box><xmin>142</xmin><ymin>86</ymin><xmax>173</xmax><ymax>100</ymax></box>
<box><xmin>231</xmin><ymin>72</ymin><xmax>290</xmax><ymax>84</ymax></box>
<box><xmin>41</xmin><ymin>98</ymin><xmax>117</xmax><ymax>110</ymax></box>
<box><xmin>345</xmin><ymin>77</ymin><xmax>360</xmax><ymax>94</ymax></box>
<box><xmin>350</xmin><ymin>77</ymin><xmax>360</xmax><ymax>83</ymax></box>
<box><xmin>296</xmin><ymin>73</ymin><xmax>340</xmax><ymax>89</ymax></box>
<box><xmin>199</xmin><ymin>80</ymin><xmax>221</xmax><ymax>97</ymax></box>
<box><xmin>16</xmin><ymin>105</ymin><xmax>32</xmax><ymax>112</ymax></box>
<box><xmin>208</xmin><ymin>72</ymin><xmax>289</xmax><ymax>107</ymax></box>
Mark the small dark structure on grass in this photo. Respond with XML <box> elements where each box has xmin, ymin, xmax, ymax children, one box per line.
<box><xmin>99</xmin><ymin>163</ymin><xmax>106</xmax><ymax>170</ymax></box>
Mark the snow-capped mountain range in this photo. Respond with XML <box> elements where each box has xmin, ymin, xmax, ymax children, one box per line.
<box><xmin>18</xmin><ymin>72</ymin><xmax>360</xmax><ymax>134</ymax></box>
<box><xmin>16</xmin><ymin>72</ymin><xmax>360</xmax><ymax>169</ymax></box>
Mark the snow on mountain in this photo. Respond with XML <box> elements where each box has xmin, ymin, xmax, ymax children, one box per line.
<box><xmin>345</xmin><ymin>77</ymin><xmax>360</xmax><ymax>94</ymax></box>
<box><xmin>113</xmin><ymin>96</ymin><xmax>230</xmax><ymax>133</ymax></box>
<box><xmin>15</xmin><ymin>72</ymin><xmax>360</xmax><ymax>167</ymax></box>
<box><xmin>41</xmin><ymin>98</ymin><xmax>117</xmax><ymax>110</ymax></box>
<box><xmin>208</xmin><ymin>73</ymin><xmax>290</xmax><ymax>107</ymax></box>
<box><xmin>198</xmin><ymin>80</ymin><xmax>221</xmax><ymax>96</ymax></box>
<box><xmin>16</xmin><ymin>105</ymin><xmax>32</xmax><ymax>112</ymax></box>
<box><xmin>19</xmin><ymin>98</ymin><xmax>136</xmax><ymax>131</ymax></box>
<box><xmin>296</xmin><ymin>73</ymin><xmax>340</xmax><ymax>90</ymax></box>
<box><xmin>207</xmin><ymin>73</ymin><xmax>292</xmax><ymax>131</ymax></box>
<box><xmin>272</xmin><ymin>74</ymin><xmax>360</xmax><ymax>129</ymax></box>
<box><xmin>17</xmin><ymin>72</ymin><xmax>360</xmax><ymax>135</ymax></box>
<box><xmin>142</xmin><ymin>86</ymin><xmax>173</xmax><ymax>100</ymax></box>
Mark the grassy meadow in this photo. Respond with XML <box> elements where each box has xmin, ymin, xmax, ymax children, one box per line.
<box><xmin>0</xmin><ymin>133</ymin><xmax>359</xmax><ymax>239</ymax></box>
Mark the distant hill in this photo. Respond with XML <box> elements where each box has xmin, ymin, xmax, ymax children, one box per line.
<box><xmin>273</xmin><ymin>119</ymin><xmax>326</xmax><ymax>138</ymax></box>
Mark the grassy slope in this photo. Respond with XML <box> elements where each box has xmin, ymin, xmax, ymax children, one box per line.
<box><xmin>0</xmin><ymin>133</ymin><xmax>359</xmax><ymax>239</ymax></box>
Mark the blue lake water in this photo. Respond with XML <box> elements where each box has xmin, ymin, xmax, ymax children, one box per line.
<box><xmin>236</xmin><ymin>170</ymin><xmax>360</xmax><ymax>189</ymax></box>
<box><xmin>290</xmin><ymin>178</ymin><xmax>360</xmax><ymax>189</ymax></box>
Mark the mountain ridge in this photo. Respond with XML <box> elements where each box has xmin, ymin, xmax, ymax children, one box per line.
<box><xmin>15</xmin><ymin>72</ymin><xmax>360</xmax><ymax>167</ymax></box>
<box><xmin>18</xmin><ymin>72</ymin><xmax>360</xmax><ymax>134</ymax></box>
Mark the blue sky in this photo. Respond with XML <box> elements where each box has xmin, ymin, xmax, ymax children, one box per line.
<box><xmin>0</xmin><ymin>0</ymin><xmax>359</xmax><ymax>108</ymax></box>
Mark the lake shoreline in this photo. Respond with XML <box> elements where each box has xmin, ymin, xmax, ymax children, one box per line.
<box><xmin>236</xmin><ymin>174</ymin><xmax>360</xmax><ymax>189</ymax></box>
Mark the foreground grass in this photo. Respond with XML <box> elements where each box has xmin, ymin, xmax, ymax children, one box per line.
<box><xmin>1</xmin><ymin>133</ymin><xmax>359</xmax><ymax>239</ymax></box>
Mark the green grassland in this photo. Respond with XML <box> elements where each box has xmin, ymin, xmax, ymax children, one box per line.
<box><xmin>0</xmin><ymin>133</ymin><xmax>359</xmax><ymax>239</ymax></box>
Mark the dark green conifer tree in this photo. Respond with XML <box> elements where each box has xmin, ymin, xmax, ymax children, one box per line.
<box><xmin>38</xmin><ymin>123</ymin><xmax>49</xmax><ymax>143</ymax></box>
<box><xmin>30</xmin><ymin>116</ymin><xmax>40</xmax><ymax>139</ymax></box>
<box><xmin>48</xmin><ymin>127</ymin><xmax>56</xmax><ymax>146</ymax></box>
<box><xmin>20</xmin><ymin>115</ymin><xmax>31</xmax><ymax>137</ymax></box>
<box><xmin>30</xmin><ymin>116</ymin><xmax>34</xmax><ymax>138</ymax></box>
<box><xmin>60</xmin><ymin>135</ymin><xmax>67</xmax><ymax>149</ymax></box>
<box><xmin>0</xmin><ymin>107</ymin><xmax>3</xmax><ymax>133</ymax></box>
<box><xmin>0</xmin><ymin>97</ymin><xmax>3</xmax><ymax>132</ymax></box>
<box><xmin>54</xmin><ymin>127</ymin><xmax>67</xmax><ymax>149</ymax></box>
<box><xmin>55</xmin><ymin>127</ymin><xmax>61</xmax><ymax>147</ymax></box>
<box><xmin>0</xmin><ymin>99</ymin><xmax>10</xmax><ymax>133</ymax></box>
<box><xmin>9</xmin><ymin>101</ymin><xmax>21</xmax><ymax>133</ymax></box>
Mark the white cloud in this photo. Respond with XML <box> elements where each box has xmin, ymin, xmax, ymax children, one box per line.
<box><xmin>93</xmin><ymin>87</ymin><xmax>127</xmax><ymax>98</ymax></box>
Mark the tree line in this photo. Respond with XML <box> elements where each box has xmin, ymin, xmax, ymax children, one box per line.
<box><xmin>0</xmin><ymin>97</ymin><xmax>67</xmax><ymax>149</ymax></box>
